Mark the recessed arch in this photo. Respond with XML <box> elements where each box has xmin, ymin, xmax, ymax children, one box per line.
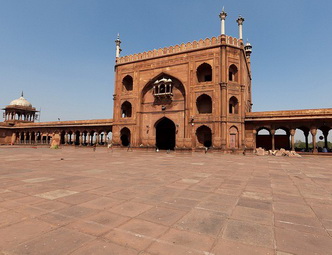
<box><xmin>196</xmin><ymin>125</ymin><xmax>212</xmax><ymax>147</ymax></box>
<box><xmin>229</xmin><ymin>96</ymin><xmax>239</xmax><ymax>114</ymax></box>
<box><xmin>121</xmin><ymin>101</ymin><xmax>132</xmax><ymax>118</ymax></box>
<box><xmin>196</xmin><ymin>94</ymin><xmax>212</xmax><ymax>114</ymax></box>
<box><xmin>141</xmin><ymin>72</ymin><xmax>185</xmax><ymax>99</ymax></box>
<box><xmin>229</xmin><ymin>64</ymin><xmax>238</xmax><ymax>82</ymax></box>
<box><xmin>197</xmin><ymin>63</ymin><xmax>212</xmax><ymax>82</ymax></box>
<box><xmin>122</xmin><ymin>75</ymin><xmax>133</xmax><ymax>91</ymax></box>
<box><xmin>155</xmin><ymin>117</ymin><xmax>176</xmax><ymax>150</ymax></box>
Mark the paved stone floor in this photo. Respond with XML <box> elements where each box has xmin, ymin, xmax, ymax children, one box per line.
<box><xmin>0</xmin><ymin>147</ymin><xmax>332</xmax><ymax>255</ymax></box>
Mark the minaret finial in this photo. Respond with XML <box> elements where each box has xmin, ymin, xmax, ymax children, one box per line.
<box><xmin>219</xmin><ymin>7</ymin><xmax>227</xmax><ymax>35</ymax></box>
<box><xmin>21</xmin><ymin>91</ymin><xmax>24</xmax><ymax>97</ymax></box>
<box><xmin>236</xmin><ymin>15</ymin><xmax>245</xmax><ymax>40</ymax></box>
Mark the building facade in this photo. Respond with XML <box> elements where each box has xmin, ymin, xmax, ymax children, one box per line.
<box><xmin>111</xmin><ymin>13</ymin><xmax>252</xmax><ymax>151</ymax></box>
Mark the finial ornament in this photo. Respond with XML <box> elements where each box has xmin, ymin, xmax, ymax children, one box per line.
<box><xmin>115</xmin><ymin>33</ymin><xmax>122</xmax><ymax>58</ymax></box>
<box><xmin>21</xmin><ymin>91</ymin><xmax>24</xmax><ymax>97</ymax></box>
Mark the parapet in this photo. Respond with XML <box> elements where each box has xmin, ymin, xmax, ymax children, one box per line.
<box><xmin>116</xmin><ymin>35</ymin><xmax>242</xmax><ymax>65</ymax></box>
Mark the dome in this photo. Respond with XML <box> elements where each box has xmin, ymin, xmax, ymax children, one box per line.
<box><xmin>9</xmin><ymin>94</ymin><xmax>32</xmax><ymax>108</ymax></box>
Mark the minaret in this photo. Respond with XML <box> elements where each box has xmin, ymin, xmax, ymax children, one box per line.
<box><xmin>244</xmin><ymin>41</ymin><xmax>252</xmax><ymax>58</ymax></box>
<box><xmin>244</xmin><ymin>40</ymin><xmax>253</xmax><ymax>69</ymax></box>
<box><xmin>236</xmin><ymin>16</ymin><xmax>245</xmax><ymax>40</ymax></box>
<box><xmin>219</xmin><ymin>7</ymin><xmax>227</xmax><ymax>35</ymax></box>
<box><xmin>115</xmin><ymin>33</ymin><xmax>122</xmax><ymax>58</ymax></box>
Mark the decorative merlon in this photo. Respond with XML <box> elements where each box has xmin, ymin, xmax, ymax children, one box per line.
<box><xmin>116</xmin><ymin>35</ymin><xmax>242</xmax><ymax>64</ymax></box>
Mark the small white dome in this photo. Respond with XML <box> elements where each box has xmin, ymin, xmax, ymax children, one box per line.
<box><xmin>10</xmin><ymin>96</ymin><xmax>32</xmax><ymax>107</ymax></box>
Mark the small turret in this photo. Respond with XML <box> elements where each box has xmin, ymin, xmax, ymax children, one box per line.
<box><xmin>244</xmin><ymin>41</ymin><xmax>252</xmax><ymax>57</ymax></box>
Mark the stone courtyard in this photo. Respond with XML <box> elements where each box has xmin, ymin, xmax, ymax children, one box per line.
<box><xmin>0</xmin><ymin>147</ymin><xmax>331</xmax><ymax>255</ymax></box>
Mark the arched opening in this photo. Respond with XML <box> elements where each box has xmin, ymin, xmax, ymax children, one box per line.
<box><xmin>275</xmin><ymin>128</ymin><xmax>290</xmax><ymax>150</ymax></box>
<box><xmin>256</xmin><ymin>128</ymin><xmax>272</xmax><ymax>150</ymax></box>
<box><xmin>316</xmin><ymin>127</ymin><xmax>332</xmax><ymax>152</ymax></box>
<box><xmin>196</xmin><ymin>125</ymin><xmax>212</xmax><ymax>148</ymax></box>
<box><xmin>31</xmin><ymin>132</ymin><xmax>35</xmax><ymax>144</ymax></box>
<box><xmin>121</xmin><ymin>101</ymin><xmax>132</xmax><ymax>118</ymax></box>
<box><xmin>197</xmin><ymin>63</ymin><xmax>212</xmax><ymax>82</ymax></box>
<box><xmin>75</xmin><ymin>131</ymin><xmax>80</xmax><ymax>145</ymax></box>
<box><xmin>120</xmin><ymin>127</ymin><xmax>131</xmax><ymax>147</ymax></box>
<box><xmin>26</xmin><ymin>132</ymin><xmax>30</xmax><ymax>144</ymax></box>
<box><xmin>229</xmin><ymin>96</ymin><xmax>239</xmax><ymax>114</ymax></box>
<box><xmin>60</xmin><ymin>131</ymin><xmax>66</xmax><ymax>145</ymax></box>
<box><xmin>122</xmin><ymin>75</ymin><xmax>133</xmax><ymax>91</ymax></box>
<box><xmin>294</xmin><ymin>128</ymin><xmax>309</xmax><ymax>152</ymax></box>
<box><xmin>36</xmin><ymin>132</ymin><xmax>41</xmax><ymax>144</ymax></box>
<box><xmin>229</xmin><ymin>126</ymin><xmax>238</xmax><ymax>149</ymax></box>
<box><xmin>196</xmin><ymin>94</ymin><xmax>212</xmax><ymax>114</ymax></box>
<box><xmin>155</xmin><ymin>118</ymin><xmax>176</xmax><ymax>150</ymax></box>
<box><xmin>229</xmin><ymin>64</ymin><xmax>238</xmax><ymax>82</ymax></box>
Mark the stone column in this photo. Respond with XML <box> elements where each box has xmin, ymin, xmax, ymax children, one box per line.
<box><xmin>236</xmin><ymin>16</ymin><xmax>245</xmax><ymax>40</ymax></box>
<box><xmin>96</xmin><ymin>133</ymin><xmax>100</xmax><ymax>145</ymax></box>
<box><xmin>253</xmin><ymin>130</ymin><xmax>257</xmax><ymax>149</ymax></box>
<box><xmin>219</xmin><ymin>8</ymin><xmax>227</xmax><ymax>35</ymax></box>
<box><xmin>220</xmin><ymin>83</ymin><xmax>227</xmax><ymax>149</ymax></box>
<box><xmin>64</xmin><ymin>132</ymin><xmax>68</xmax><ymax>144</ymax></box>
<box><xmin>86</xmin><ymin>133</ymin><xmax>90</xmax><ymax>145</ymax></box>
<box><xmin>72</xmin><ymin>133</ymin><xmax>76</xmax><ymax>145</ymax></box>
<box><xmin>79</xmin><ymin>132</ymin><xmax>82</xmax><ymax>145</ymax></box>
<box><xmin>28</xmin><ymin>133</ymin><xmax>32</xmax><ymax>144</ymax></box>
<box><xmin>23</xmin><ymin>132</ymin><xmax>27</xmax><ymax>144</ymax></box>
<box><xmin>35</xmin><ymin>134</ymin><xmax>38</xmax><ymax>144</ymax></box>
<box><xmin>18</xmin><ymin>132</ymin><xmax>22</xmax><ymax>144</ymax></box>
<box><xmin>311</xmin><ymin>128</ymin><xmax>317</xmax><ymax>153</ymax></box>
<box><xmin>290</xmin><ymin>129</ymin><xmax>296</xmax><ymax>151</ymax></box>
<box><xmin>271</xmin><ymin>129</ymin><xmax>275</xmax><ymax>151</ymax></box>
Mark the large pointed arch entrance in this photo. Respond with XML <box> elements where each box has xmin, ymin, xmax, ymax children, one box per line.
<box><xmin>155</xmin><ymin>117</ymin><xmax>176</xmax><ymax>150</ymax></box>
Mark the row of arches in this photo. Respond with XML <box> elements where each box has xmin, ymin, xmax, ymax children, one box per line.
<box><xmin>119</xmin><ymin>117</ymin><xmax>239</xmax><ymax>150</ymax></box>
<box><xmin>121</xmin><ymin>64</ymin><xmax>239</xmax><ymax>92</ymax></box>
<box><xmin>256</xmin><ymin>126</ymin><xmax>332</xmax><ymax>152</ymax></box>
<box><xmin>120</xmin><ymin>95</ymin><xmax>239</xmax><ymax>118</ymax></box>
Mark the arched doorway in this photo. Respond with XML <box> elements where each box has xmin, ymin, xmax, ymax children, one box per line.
<box><xmin>120</xmin><ymin>127</ymin><xmax>131</xmax><ymax>146</ymax></box>
<box><xmin>155</xmin><ymin>118</ymin><xmax>176</xmax><ymax>150</ymax></box>
<box><xmin>196</xmin><ymin>125</ymin><xmax>212</xmax><ymax>147</ymax></box>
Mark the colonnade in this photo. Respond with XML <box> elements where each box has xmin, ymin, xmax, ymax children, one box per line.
<box><xmin>61</xmin><ymin>131</ymin><xmax>111</xmax><ymax>146</ymax></box>
<box><xmin>15</xmin><ymin>129</ymin><xmax>112</xmax><ymax>146</ymax></box>
<box><xmin>255</xmin><ymin>126</ymin><xmax>331</xmax><ymax>153</ymax></box>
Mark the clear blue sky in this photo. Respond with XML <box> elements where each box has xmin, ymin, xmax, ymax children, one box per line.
<box><xmin>1</xmin><ymin>0</ymin><xmax>331</xmax><ymax>122</ymax></box>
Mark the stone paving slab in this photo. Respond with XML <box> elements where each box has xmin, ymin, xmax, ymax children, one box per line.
<box><xmin>0</xmin><ymin>147</ymin><xmax>332</xmax><ymax>254</ymax></box>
